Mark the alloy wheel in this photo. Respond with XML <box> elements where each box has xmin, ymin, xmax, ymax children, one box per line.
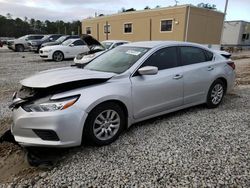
<box><xmin>211</xmin><ymin>83</ymin><xmax>224</xmax><ymax>105</ymax></box>
<box><xmin>53</xmin><ymin>52</ymin><xmax>63</xmax><ymax>61</ymax></box>
<box><xmin>93</xmin><ymin>110</ymin><xmax>120</xmax><ymax>141</ymax></box>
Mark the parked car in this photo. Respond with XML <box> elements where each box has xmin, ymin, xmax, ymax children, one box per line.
<box><xmin>41</xmin><ymin>35</ymin><xmax>80</xmax><ymax>48</ymax></box>
<box><xmin>10</xmin><ymin>41</ymin><xmax>235</xmax><ymax>147</ymax></box>
<box><xmin>0</xmin><ymin>40</ymin><xmax>3</xmax><ymax>47</ymax></box>
<box><xmin>74</xmin><ymin>40</ymin><xmax>129</xmax><ymax>66</ymax></box>
<box><xmin>7</xmin><ymin>34</ymin><xmax>45</xmax><ymax>52</ymax></box>
<box><xmin>39</xmin><ymin>39</ymin><xmax>90</xmax><ymax>61</ymax></box>
<box><xmin>28</xmin><ymin>34</ymin><xmax>62</xmax><ymax>53</ymax></box>
<box><xmin>101</xmin><ymin>40</ymin><xmax>129</xmax><ymax>50</ymax></box>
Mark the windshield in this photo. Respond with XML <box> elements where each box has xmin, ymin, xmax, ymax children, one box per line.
<box><xmin>18</xmin><ymin>35</ymin><xmax>27</xmax><ymax>40</ymax></box>
<box><xmin>101</xmin><ymin>42</ymin><xmax>113</xmax><ymax>49</ymax></box>
<box><xmin>56</xmin><ymin>36</ymin><xmax>67</xmax><ymax>43</ymax></box>
<box><xmin>62</xmin><ymin>39</ymin><xmax>72</xmax><ymax>46</ymax></box>
<box><xmin>41</xmin><ymin>35</ymin><xmax>49</xmax><ymax>41</ymax></box>
<box><xmin>84</xmin><ymin>46</ymin><xmax>149</xmax><ymax>74</ymax></box>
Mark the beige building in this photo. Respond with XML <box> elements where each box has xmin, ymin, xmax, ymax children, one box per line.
<box><xmin>82</xmin><ymin>5</ymin><xmax>224</xmax><ymax>45</ymax></box>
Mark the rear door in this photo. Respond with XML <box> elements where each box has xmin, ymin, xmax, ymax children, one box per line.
<box><xmin>179</xmin><ymin>46</ymin><xmax>215</xmax><ymax>104</ymax></box>
<box><xmin>130</xmin><ymin>47</ymin><xmax>183</xmax><ymax>120</ymax></box>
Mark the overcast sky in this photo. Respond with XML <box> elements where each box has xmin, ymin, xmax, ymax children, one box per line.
<box><xmin>0</xmin><ymin>0</ymin><xmax>249</xmax><ymax>22</ymax></box>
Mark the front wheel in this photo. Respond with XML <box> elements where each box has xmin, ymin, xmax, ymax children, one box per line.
<box><xmin>53</xmin><ymin>51</ymin><xmax>64</xmax><ymax>62</ymax></box>
<box><xmin>16</xmin><ymin>44</ymin><xmax>24</xmax><ymax>52</ymax></box>
<box><xmin>83</xmin><ymin>102</ymin><xmax>125</xmax><ymax>146</ymax></box>
<box><xmin>206</xmin><ymin>79</ymin><xmax>226</xmax><ymax>108</ymax></box>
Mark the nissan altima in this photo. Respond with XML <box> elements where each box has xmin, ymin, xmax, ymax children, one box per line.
<box><xmin>11</xmin><ymin>41</ymin><xmax>235</xmax><ymax>147</ymax></box>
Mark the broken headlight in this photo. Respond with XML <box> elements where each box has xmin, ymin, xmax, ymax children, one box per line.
<box><xmin>23</xmin><ymin>95</ymin><xmax>79</xmax><ymax>112</ymax></box>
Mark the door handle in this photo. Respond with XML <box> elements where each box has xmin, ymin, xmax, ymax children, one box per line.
<box><xmin>207</xmin><ymin>66</ymin><xmax>214</xmax><ymax>71</ymax></box>
<box><xmin>173</xmin><ymin>74</ymin><xmax>183</xmax><ymax>80</ymax></box>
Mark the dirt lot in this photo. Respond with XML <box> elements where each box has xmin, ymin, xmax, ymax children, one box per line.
<box><xmin>0</xmin><ymin>46</ymin><xmax>249</xmax><ymax>187</ymax></box>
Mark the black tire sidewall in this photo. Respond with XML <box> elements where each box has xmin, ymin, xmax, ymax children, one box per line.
<box><xmin>16</xmin><ymin>45</ymin><xmax>24</xmax><ymax>52</ymax></box>
<box><xmin>206</xmin><ymin>79</ymin><xmax>226</xmax><ymax>108</ymax></box>
<box><xmin>53</xmin><ymin>51</ymin><xmax>64</xmax><ymax>62</ymax></box>
<box><xmin>83</xmin><ymin>102</ymin><xmax>125</xmax><ymax>146</ymax></box>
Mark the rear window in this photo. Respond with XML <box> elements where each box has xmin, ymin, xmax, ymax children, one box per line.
<box><xmin>204</xmin><ymin>50</ymin><xmax>214</xmax><ymax>61</ymax></box>
<box><xmin>180</xmin><ymin>46</ymin><xmax>207</xmax><ymax>65</ymax></box>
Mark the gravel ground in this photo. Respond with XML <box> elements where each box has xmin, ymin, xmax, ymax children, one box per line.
<box><xmin>0</xmin><ymin>46</ymin><xmax>250</xmax><ymax>187</ymax></box>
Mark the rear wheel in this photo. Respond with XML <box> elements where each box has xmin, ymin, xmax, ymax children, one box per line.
<box><xmin>206</xmin><ymin>79</ymin><xmax>226</xmax><ymax>108</ymax></box>
<box><xmin>16</xmin><ymin>44</ymin><xmax>24</xmax><ymax>52</ymax></box>
<box><xmin>53</xmin><ymin>51</ymin><xmax>64</xmax><ymax>62</ymax></box>
<box><xmin>83</xmin><ymin>102</ymin><xmax>125</xmax><ymax>146</ymax></box>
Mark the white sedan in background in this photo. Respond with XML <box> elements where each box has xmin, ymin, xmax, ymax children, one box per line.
<box><xmin>39</xmin><ymin>39</ymin><xmax>89</xmax><ymax>62</ymax></box>
<box><xmin>74</xmin><ymin>40</ymin><xmax>129</xmax><ymax>66</ymax></box>
<box><xmin>101</xmin><ymin>40</ymin><xmax>129</xmax><ymax>50</ymax></box>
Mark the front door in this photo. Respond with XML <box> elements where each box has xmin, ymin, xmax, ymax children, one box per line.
<box><xmin>130</xmin><ymin>47</ymin><xmax>183</xmax><ymax>120</ymax></box>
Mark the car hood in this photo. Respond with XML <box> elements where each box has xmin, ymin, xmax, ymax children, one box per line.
<box><xmin>21</xmin><ymin>67</ymin><xmax>116</xmax><ymax>88</ymax></box>
<box><xmin>81</xmin><ymin>34</ymin><xmax>101</xmax><ymax>46</ymax></box>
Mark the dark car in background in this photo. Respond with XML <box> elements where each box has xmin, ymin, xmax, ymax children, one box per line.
<box><xmin>28</xmin><ymin>34</ymin><xmax>62</xmax><ymax>52</ymax></box>
<box><xmin>41</xmin><ymin>35</ymin><xmax>79</xmax><ymax>48</ymax></box>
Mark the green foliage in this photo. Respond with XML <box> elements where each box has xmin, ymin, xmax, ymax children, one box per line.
<box><xmin>197</xmin><ymin>3</ymin><xmax>217</xmax><ymax>10</ymax></box>
<box><xmin>0</xmin><ymin>14</ymin><xmax>82</xmax><ymax>37</ymax></box>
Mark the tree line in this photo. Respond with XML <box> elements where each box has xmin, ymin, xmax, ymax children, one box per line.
<box><xmin>0</xmin><ymin>14</ymin><xmax>81</xmax><ymax>38</ymax></box>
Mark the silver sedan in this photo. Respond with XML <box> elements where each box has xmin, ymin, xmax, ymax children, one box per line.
<box><xmin>11</xmin><ymin>41</ymin><xmax>235</xmax><ymax>147</ymax></box>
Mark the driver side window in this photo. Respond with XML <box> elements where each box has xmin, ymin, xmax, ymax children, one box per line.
<box><xmin>142</xmin><ymin>47</ymin><xmax>178</xmax><ymax>70</ymax></box>
<box><xmin>73</xmin><ymin>40</ymin><xmax>86</xmax><ymax>46</ymax></box>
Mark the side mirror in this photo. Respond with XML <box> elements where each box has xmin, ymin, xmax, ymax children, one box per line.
<box><xmin>138</xmin><ymin>66</ymin><xmax>158</xmax><ymax>75</ymax></box>
<box><xmin>69</xmin><ymin>44</ymin><xmax>74</xmax><ymax>47</ymax></box>
<box><xmin>49</xmin><ymin>38</ymin><xmax>53</xmax><ymax>41</ymax></box>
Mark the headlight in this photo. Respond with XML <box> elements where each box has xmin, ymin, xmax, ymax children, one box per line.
<box><xmin>43</xmin><ymin>49</ymin><xmax>52</xmax><ymax>53</ymax></box>
<box><xmin>23</xmin><ymin>95</ymin><xmax>79</xmax><ymax>112</ymax></box>
<box><xmin>85</xmin><ymin>54</ymin><xmax>96</xmax><ymax>58</ymax></box>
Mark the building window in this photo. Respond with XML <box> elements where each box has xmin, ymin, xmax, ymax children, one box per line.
<box><xmin>86</xmin><ymin>27</ymin><xmax>91</xmax><ymax>35</ymax></box>
<box><xmin>242</xmin><ymin>33</ymin><xmax>249</xmax><ymax>41</ymax></box>
<box><xmin>104</xmin><ymin>24</ymin><xmax>111</xmax><ymax>34</ymax></box>
<box><xmin>124</xmin><ymin>23</ymin><xmax>132</xmax><ymax>33</ymax></box>
<box><xmin>161</xmin><ymin>20</ymin><xmax>173</xmax><ymax>32</ymax></box>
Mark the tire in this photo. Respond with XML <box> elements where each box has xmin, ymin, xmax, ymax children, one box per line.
<box><xmin>52</xmin><ymin>51</ymin><xmax>64</xmax><ymax>62</ymax></box>
<box><xmin>83</xmin><ymin>102</ymin><xmax>126</xmax><ymax>146</ymax></box>
<box><xmin>16</xmin><ymin>44</ymin><xmax>24</xmax><ymax>52</ymax></box>
<box><xmin>206</xmin><ymin>79</ymin><xmax>226</xmax><ymax>108</ymax></box>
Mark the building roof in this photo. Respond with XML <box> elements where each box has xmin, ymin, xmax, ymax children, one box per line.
<box><xmin>83</xmin><ymin>4</ymin><xmax>223</xmax><ymax>21</ymax></box>
<box><xmin>225</xmin><ymin>20</ymin><xmax>250</xmax><ymax>24</ymax></box>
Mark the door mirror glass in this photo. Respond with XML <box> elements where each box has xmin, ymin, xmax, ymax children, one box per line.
<box><xmin>138</xmin><ymin>66</ymin><xmax>158</xmax><ymax>75</ymax></box>
<box><xmin>49</xmin><ymin>38</ymin><xmax>53</xmax><ymax>41</ymax></box>
<box><xmin>69</xmin><ymin>44</ymin><xmax>74</xmax><ymax>47</ymax></box>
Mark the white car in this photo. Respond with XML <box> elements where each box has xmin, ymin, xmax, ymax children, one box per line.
<box><xmin>101</xmin><ymin>40</ymin><xmax>129</xmax><ymax>50</ymax></box>
<box><xmin>39</xmin><ymin>39</ymin><xmax>89</xmax><ymax>62</ymax></box>
<box><xmin>74</xmin><ymin>40</ymin><xmax>129</xmax><ymax>65</ymax></box>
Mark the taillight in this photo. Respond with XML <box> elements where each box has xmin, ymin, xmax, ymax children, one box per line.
<box><xmin>227</xmin><ymin>61</ymin><xmax>235</xmax><ymax>70</ymax></box>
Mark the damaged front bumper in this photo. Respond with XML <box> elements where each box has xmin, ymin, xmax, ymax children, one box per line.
<box><xmin>11</xmin><ymin>105</ymin><xmax>88</xmax><ymax>147</ymax></box>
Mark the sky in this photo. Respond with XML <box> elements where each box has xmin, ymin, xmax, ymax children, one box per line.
<box><xmin>0</xmin><ymin>0</ymin><xmax>249</xmax><ymax>22</ymax></box>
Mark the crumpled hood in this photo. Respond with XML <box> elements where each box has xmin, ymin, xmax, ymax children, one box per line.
<box><xmin>21</xmin><ymin>67</ymin><xmax>115</xmax><ymax>88</ymax></box>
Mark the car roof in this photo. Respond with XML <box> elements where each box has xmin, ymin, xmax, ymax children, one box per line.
<box><xmin>122</xmin><ymin>41</ymin><xmax>209</xmax><ymax>49</ymax></box>
<box><xmin>102</xmin><ymin>40</ymin><xmax>129</xmax><ymax>43</ymax></box>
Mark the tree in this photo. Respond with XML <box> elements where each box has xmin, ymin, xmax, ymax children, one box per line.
<box><xmin>0</xmin><ymin>14</ymin><xmax>82</xmax><ymax>37</ymax></box>
<box><xmin>144</xmin><ymin>6</ymin><xmax>150</xmax><ymax>10</ymax></box>
<box><xmin>155</xmin><ymin>5</ymin><xmax>161</xmax><ymax>8</ymax></box>
<box><xmin>197</xmin><ymin>3</ymin><xmax>217</xmax><ymax>10</ymax></box>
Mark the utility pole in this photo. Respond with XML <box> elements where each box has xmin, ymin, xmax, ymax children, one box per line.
<box><xmin>220</xmin><ymin>0</ymin><xmax>229</xmax><ymax>47</ymax></box>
